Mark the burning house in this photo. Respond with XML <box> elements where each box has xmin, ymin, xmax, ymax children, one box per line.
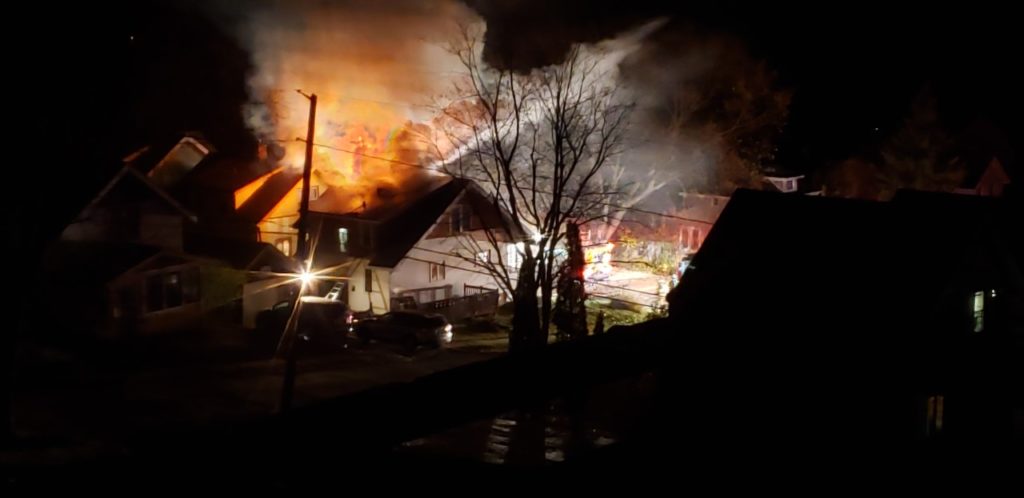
<box><xmin>301</xmin><ymin>177</ymin><xmax>521</xmax><ymax>318</ymax></box>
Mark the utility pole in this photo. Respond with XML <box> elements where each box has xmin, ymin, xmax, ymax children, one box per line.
<box><xmin>276</xmin><ymin>291</ymin><xmax>304</xmax><ymax>413</ymax></box>
<box><xmin>295</xmin><ymin>90</ymin><xmax>317</xmax><ymax>262</ymax></box>
<box><xmin>280</xmin><ymin>89</ymin><xmax>315</xmax><ymax>414</ymax></box>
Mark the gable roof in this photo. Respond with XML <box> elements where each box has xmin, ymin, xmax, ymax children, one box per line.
<box><xmin>236</xmin><ymin>168</ymin><xmax>302</xmax><ymax>223</ymax></box>
<box><xmin>308</xmin><ymin>175</ymin><xmax>453</xmax><ymax>222</ymax></box>
<box><xmin>670</xmin><ymin>189</ymin><xmax>1020</xmax><ymax>338</ymax></box>
<box><xmin>958</xmin><ymin>156</ymin><xmax>1012</xmax><ymax>191</ymax></box>
<box><xmin>366</xmin><ymin>178</ymin><xmax>470</xmax><ymax>268</ymax></box>
<box><xmin>177</xmin><ymin>154</ymin><xmax>276</xmax><ymax>193</ymax></box>
<box><xmin>123</xmin><ymin>133</ymin><xmax>214</xmax><ymax>184</ymax></box>
<box><xmin>369</xmin><ymin>178</ymin><xmax>525</xmax><ymax>268</ymax></box>
<box><xmin>76</xmin><ymin>167</ymin><xmax>198</xmax><ymax>223</ymax></box>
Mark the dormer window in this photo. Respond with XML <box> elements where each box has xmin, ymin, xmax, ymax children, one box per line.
<box><xmin>338</xmin><ymin>228</ymin><xmax>348</xmax><ymax>253</ymax></box>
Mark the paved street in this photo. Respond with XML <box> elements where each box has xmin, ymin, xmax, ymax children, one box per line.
<box><xmin>8</xmin><ymin>328</ymin><xmax>507</xmax><ymax>454</ymax></box>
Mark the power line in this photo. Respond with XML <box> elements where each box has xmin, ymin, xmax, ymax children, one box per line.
<box><xmin>298</xmin><ymin>141</ymin><xmax>715</xmax><ymax>225</ymax></box>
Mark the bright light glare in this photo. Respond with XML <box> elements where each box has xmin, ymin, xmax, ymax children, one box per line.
<box><xmin>299</xmin><ymin>270</ymin><xmax>314</xmax><ymax>287</ymax></box>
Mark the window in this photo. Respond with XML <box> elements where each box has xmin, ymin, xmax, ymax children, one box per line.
<box><xmin>784</xmin><ymin>179</ymin><xmax>794</xmax><ymax>191</ymax></box>
<box><xmin>364</xmin><ymin>268</ymin><xmax>373</xmax><ymax>292</ymax></box>
<box><xmin>972</xmin><ymin>291</ymin><xmax>985</xmax><ymax>332</ymax></box>
<box><xmin>925</xmin><ymin>395</ymin><xmax>944</xmax><ymax>437</ymax></box>
<box><xmin>477</xmin><ymin>250</ymin><xmax>491</xmax><ymax>264</ymax></box>
<box><xmin>506</xmin><ymin>244</ymin><xmax>522</xmax><ymax>269</ymax></box>
<box><xmin>429</xmin><ymin>261</ymin><xmax>446</xmax><ymax>282</ymax></box>
<box><xmin>144</xmin><ymin>268</ymin><xmax>198</xmax><ymax>313</ymax></box>
<box><xmin>164</xmin><ymin>273</ymin><xmax>183</xmax><ymax>308</ymax></box>
<box><xmin>275</xmin><ymin>237</ymin><xmax>291</xmax><ymax>256</ymax></box>
<box><xmin>310</xmin><ymin>185</ymin><xmax>320</xmax><ymax>201</ymax></box>
<box><xmin>450</xmin><ymin>205</ymin><xmax>473</xmax><ymax>233</ymax></box>
<box><xmin>338</xmin><ymin>228</ymin><xmax>348</xmax><ymax>253</ymax></box>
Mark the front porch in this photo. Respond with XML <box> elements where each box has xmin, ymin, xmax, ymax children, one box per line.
<box><xmin>392</xmin><ymin>284</ymin><xmax>500</xmax><ymax>323</ymax></box>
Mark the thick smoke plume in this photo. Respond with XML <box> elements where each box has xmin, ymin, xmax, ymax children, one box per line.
<box><xmin>219</xmin><ymin>0</ymin><xmax>476</xmax><ymax>209</ymax></box>
<box><xmin>206</xmin><ymin>1</ymin><xmax>786</xmax><ymax>210</ymax></box>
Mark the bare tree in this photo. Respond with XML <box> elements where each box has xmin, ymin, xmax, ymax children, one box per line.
<box><xmin>590</xmin><ymin>159</ymin><xmax>668</xmax><ymax>243</ymax></box>
<box><xmin>433</xmin><ymin>25</ymin><xmax>631</xmax><ymax>351</ymax></box>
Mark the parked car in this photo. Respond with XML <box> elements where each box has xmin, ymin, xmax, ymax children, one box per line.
<box><xmin>353</xmin><ymin>310</ymin><xmax>453</xmax><ymax>353</ymax></box>
<box><xmin>256</xmin><ymin>296</ymin><xmax>353</xmax><ymax>353</ymax></box>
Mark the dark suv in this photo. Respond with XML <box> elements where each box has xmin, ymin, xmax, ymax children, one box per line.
<box><xmin>257</xmin><ymin>297</ymin><xmax>353</xmax><ymax>352</ymax></box>
<box><xmin>353</xmin><ymin>311</ymin><xmax>453</xmax><ymax>353</ymax></box>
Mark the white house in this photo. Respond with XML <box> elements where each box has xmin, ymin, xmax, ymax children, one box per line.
<box><xmin>307</xmin><ymin>178</ymin><xmax>522</xmax><ymax>315</ymax></box>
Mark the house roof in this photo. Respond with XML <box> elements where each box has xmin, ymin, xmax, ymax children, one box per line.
<box><xmin>77</xmin><ymin>167</ymin><xmax>198</xmax><ymax>223</ymax></box>
<box><xmin>123</xmin><ymin>132</ymin><xmax>214</xmax><ymax>182</ymax></box>
<box><xmin>309</xmin><ymin>175</ymin><xmax>453</xmax><ymax>222</ymax></box>
<box><xmin>236</xmin><ymin>168</ymin><xmax>302</xmax><ymax>223</ymax></box>
<box><xmin>369</xmin><ymin>178</ymin><xmax>470</xmax><ymax>268</ymax></box>
<box><xmin>177</xmin><ymin>154</ymin><xmax>276</xmax><ymax>192</ymax></box>
<box><xmin>670</xmin><ymin>189</ymin><xmax>1020</xmax><ymax>340</ymax></box>
<box><xmin>365</xmin><ymin>178</ymin><xmax>525</xmax><ymax>268</ymax></box>
<box><xmin>305</xmin><ymin>177</ymin><xmax>522</xmax><ymax>269</ymax></box>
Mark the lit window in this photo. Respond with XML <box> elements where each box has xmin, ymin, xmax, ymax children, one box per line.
<box><xmin>275</xmin><ymin>238</ymin><xmax>291</xmax><ymax>256</ymax></box>
<box><xmin>477</xmin><ymin>250</ymin><xmax>491</xmax><ymax>264</ymax></box>
<box><xmin>430</xmin><ymin>261</ymin><xmax>446</xmax><ymax>282</ymax></box>
<box><xmin>973</xmin><ymin>291</ymin><xmax>985</xmax><ymax>333</ymax></box>
<box><xmin>925</xmin><ymin>395</ymin><xmax>944</xmax><ymax>437</ymax></box>
<box><xmin>506</xmin><ymin>244</ymin><xmax>522</xmax><ymax>269</ymax></box>
<box><xmin>338</xmin><ymin>228</ymin><xmax>348</xmax><ymax>253</ymax></box>
<box><xmin>145</xmin><ymin>270</ymin><xmax>193</xmax><ymax>313</ymax></box>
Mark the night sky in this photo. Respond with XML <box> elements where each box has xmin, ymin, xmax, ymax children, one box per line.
<box><xmin>16</xmin><ymin>0</ymin><xmax>1021</xmax><ymax>248</ymax></box>
<box><xmin>471</xmin><ymin>1</ymin><xmax>1020</xmax><ymax>169</ymax></box>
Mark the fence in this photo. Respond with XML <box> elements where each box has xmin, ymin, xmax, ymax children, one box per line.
<box><xmin>410</xmin><ymin>289</ymin><xmax>500</xmax><ymax>323</ymax></box>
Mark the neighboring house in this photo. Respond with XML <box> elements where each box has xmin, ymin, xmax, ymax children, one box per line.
<box><xmin>951</xmin><ymin>118</ymin><xmax>1015</xmax><ymax>198</ymax></box>
<box><xmin>954</xmin><ymin>156</ymin><xmax>1012</xmax><ymax>197</ymax></box>
<box><xmin>62</xmin><ymin>133</ymin><xmax>268</xmax><ymax>247</ymax></box>
<box><xmin>665</xmin><ymin>188</ymin><xmax>1022</xmax><ymax>442</ymax></box>
<box><xmin>306</xmin><ymin>177</ymin><xmax>521</xmax><ymax>316</ymax></box>
<box><xmin>61</xmin><ymin>153</ymin><xmax>200</xmax><ymax>250</ymax></box>
<box><xmin>38</xmin><ymin>239</ymin><xmax>292</xmax><ymax>337</ymax></box>
<box><xmin>49</xmin><ymin>133</ymin><xmax>296</xmax><ymax>336</ymax></box>
<box><xmin>762</xmin><ymin>166</ymin><xmax>823</xmax><ymax>195</ymax></box>
<box><xmin>673</xmin><ymin>192</ymin><xmax>728</xmax><ymax>254</ymax></box>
